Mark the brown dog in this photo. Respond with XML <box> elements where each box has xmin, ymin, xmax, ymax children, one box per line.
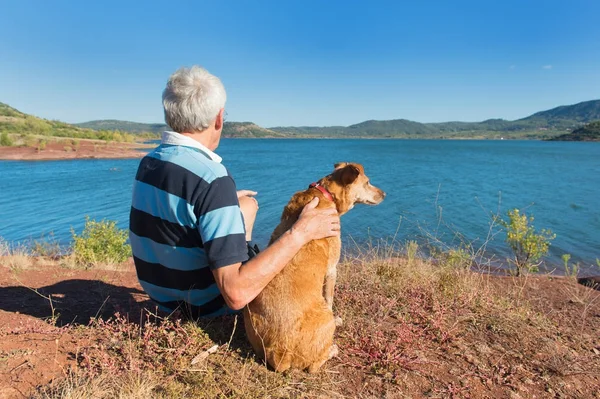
<box><xmin>243</xmin><ymin>162</ymin><xmax>385</xmax><ymax>373</ymax></box>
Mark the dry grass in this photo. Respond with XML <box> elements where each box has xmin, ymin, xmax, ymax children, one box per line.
<box><xmin>21</xmin><ymin>241</ymin><xmax>600</xmax><ymax>398</ymax></box>
<box><xmin>0</xmin><ymin>238</ymin><xmax>36</xmax><ymax>271</ymax></box>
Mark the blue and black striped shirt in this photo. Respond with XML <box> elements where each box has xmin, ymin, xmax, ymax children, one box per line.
<box><xmin>129</xmin><ymin>132</ymin><xmax>249</xmax><ymax>318</ymax></box>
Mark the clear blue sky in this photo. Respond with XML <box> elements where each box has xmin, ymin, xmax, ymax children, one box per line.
<box><xmin>0</xmin><ymin>0</ymin><xmax>598</xmax><ymax>127</ymax></box>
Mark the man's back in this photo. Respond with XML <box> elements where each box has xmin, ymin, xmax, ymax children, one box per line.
<box><xmin>130</xmin><ymin>133</ymin><xmax>249</xmax><ymax>318</ymax></box>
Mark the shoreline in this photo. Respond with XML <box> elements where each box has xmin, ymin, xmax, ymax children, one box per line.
<box><xmin>0</xmin><ymin>140</ymin><xmax>152</xmax><ymax>161</ymax></box>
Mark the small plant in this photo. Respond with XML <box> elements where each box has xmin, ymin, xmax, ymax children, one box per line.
<box><xmin>0</xmin><ymin>132</ymin><xmax>13</xmax><ymax>146</ymax></box>
<box><xmin>31</xmin><ymin>232</ymin><xmax>63</xmax><ymax>259</ymax></box>
<box><xmin>444</xmin><ymin>247</ymin><xmax>472</xmax><ymax>269</ymax></box>
<box><xmin>64</xmin><ymin>145</ymin><xmax>73</xmax><ymax>152</ymax></box>
<box><xmin>561</xmin><ymin>253</ymin><xmax>579</xmax><ymax>279</ymax></box>
<box><xmin>37</xmin><ymin>139</ymin><xmax>47</xmax><ymax>152</ymax></box>
<box><xmin>497</xmin><ymin>208</ymin><xmax>555</xmax><ymax>276</ymax></box>
<box><xmin>406</xmin><ymin>240</ymin><xmax>419</xmax><ymax>265</ymax></box>
<box><xmin>71</xmin><ymin>217</ymin><xmax>131</xmax><ymax>267</ymax></box>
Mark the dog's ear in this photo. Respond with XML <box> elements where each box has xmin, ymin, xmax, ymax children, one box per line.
<box><xmin>338</xmin><ymin>164</ymin><xmax>360</xmax><ymax>185</ymax></box>
<box><xmin>334</xmin><ymin>162</ymin><xmax>347</xmax><ymax>170</ymax></box>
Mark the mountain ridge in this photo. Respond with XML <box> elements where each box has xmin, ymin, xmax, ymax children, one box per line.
<box><xmin>8</xmin><ymin>99</ymin><xmax>600</xmax><ymax>140</ymax></box>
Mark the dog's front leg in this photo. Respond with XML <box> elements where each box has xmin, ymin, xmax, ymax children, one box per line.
<box><xmin>323</xmin><ymin>265</ymin><xmax>336</xmax><ymax>310</ymax></box>
<box><xmin>323</xmin><ymin>265</ymin><xmax>343</xmax><ymax>326</ymax></box>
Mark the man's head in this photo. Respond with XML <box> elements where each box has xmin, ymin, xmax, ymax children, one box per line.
<box><xmin>162</xmin><ymin>66</ymin><xmax>226</xmax><ymax>149</ymax></box>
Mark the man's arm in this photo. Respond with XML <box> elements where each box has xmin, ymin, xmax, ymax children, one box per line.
<box><xmin>212</xmin><ymin>197</ymin><xmax>339</xmax><ymax>310</ymax></box>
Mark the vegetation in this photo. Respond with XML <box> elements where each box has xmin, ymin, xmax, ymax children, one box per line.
<box><xmin>0</xmin><ymin>132</ymin><xmax>13</xmax><ymax>146</ymax></box>
<box><xmin>0</xmin><ymin>102</ymin><xmax>158</xmax><ymax>143</ymax></box>
<box><xmin>70</xmin><ymin>99</ymin><xmax>600</xmax><ymax>140</ymax></box>
<box><xmin>548</xmin><ymin>120</ymin><xmax>600</xmax><ymax>141</ymax></box>
<box><xmin>78</xmin><ymin>119</ymin><xmax>286</xmax><ymax>138</ymax></box>
<box><xmin>497</xmin><ymin>209</ymin><xmax>555</xmax><ymax>276</ymax></box>
<box><xmin>222</xmin><ymin>122</ymin><xmax>286</xmax><ymax>138</ymax></box>
<box><xmin>18</xmin><ymin>240</ymin><xmax>598</xmax><ymax>398</ymax></box>
<box><xmin>71</xmin><ymin>217</ymin><xmax>131</xmax><ymax>267</ymax></box>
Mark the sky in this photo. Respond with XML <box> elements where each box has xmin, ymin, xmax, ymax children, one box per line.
<box><xmin>0</xmin><ymin>0</ymin><xmax>599</xmax><ymax>127</ymax></box>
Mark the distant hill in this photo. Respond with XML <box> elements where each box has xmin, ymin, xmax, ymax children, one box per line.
<box><xmin>77</xmin><ymin>119</ymin><xmax>285</xmax><ymax>138</ymax></box>
<box><xmin>12</xmin><ymin>98</ymin><xmax>600</xmax><ymax>140</ymax></box>
<box><xmin>0</xmin><ymin>103</ymin><xmax>148</xmax><ymax>142</ymax></box>
<box><xmin>547</xmin><ymin>121</ymin><xmax>600</xmax><ymax>141</ymax></box>
<box><xmin>1</xmin><ymin>102</ymin><xmax>96</xmax><ymax>138</ymax></box>
<box><xmin>270</xmin><ymin>99</ymin><xmax>600</xmax><ymax>139</ymax></box>
<box><xmin>76</xmin><ymin>120</ymin><xmax>167</xmax><ymax>134</ymax></box>
<box><xmin>519</xmin><ymin>99</ymin><xmax>600</xmax><ymax>127</ymax></box>
<box><xmin>222</xmin><ymin>122</ymin><xmax>286</xmax><ymax>138</ymax></box>
<box><xmin>0</xmin><ymin>102</ymin><xmax>26</xmax><ymax>118</ymax></box>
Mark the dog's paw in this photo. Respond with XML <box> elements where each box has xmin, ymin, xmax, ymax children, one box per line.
<box><xmin>329</xmin><ymin>344</ymin><xmax>339</xmax><ymax>359</ymax></box>
<box><xmin>334</xmin><ymin>316</ymin><xmax>343</xmax><ymax>327</ymax></box>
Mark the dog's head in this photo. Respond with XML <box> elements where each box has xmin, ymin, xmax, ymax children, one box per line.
<box><xmin>322</xmin><ymin>162</ymin><xmax>385</xmax><ymax>215</ymax></box>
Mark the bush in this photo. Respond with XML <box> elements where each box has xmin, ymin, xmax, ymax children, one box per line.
<box><xmin>497</xmin><ymin>208</ymin><xmax>555</xmax><ymax>276</ymax></box>
<box><xmin>71</xmin><ymin>217</ymin><xmax>131</xmax><ymax>267</ymax></box>
<box><xmin>0</xmin><ymin>132</ymin><xmax>13</xmax><ymax>146</ymax></box>
<box><xmin>37</xmin><ymin>139</ymin><xmax>47</xmax><ymax>151</ymax></box>
<box><xmin>31</xmin><ymin>232</ymin><xmax>63</xmax><ymax>258</ymax></box>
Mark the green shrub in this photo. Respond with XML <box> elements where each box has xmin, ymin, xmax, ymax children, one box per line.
<box><xmin>497</xmin><ymin>208</ymin><xmax>555</xmax><ymax>276</ymax></box>
<box><xmin>561</xmin><ymin>253</ymin><xmax>579</xmax><ymax>279</ymax></box>
<box><xmin>37</xmin><ymin>139</ymin><xmax>47</xmax><ymax>151</ymax></box>
<box><xmin>0</xmin><ymin>132</ymin><xmax>13</xmax><ymax>146</ymax></box>
<box><xmin>71</xmin><ymin>217</ymin><xmax>131</xmax><ymax>267</ymax></box>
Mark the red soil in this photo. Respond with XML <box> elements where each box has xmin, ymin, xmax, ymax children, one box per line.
<box><xmin>0</xmin><ymin>140</ymin><xmax>150</xmax><ymax>161</ymax></box>
<box><xmin>0</xmin><ymin>262</ymin><xmax>151</xmax><ymax>398</ymax></box>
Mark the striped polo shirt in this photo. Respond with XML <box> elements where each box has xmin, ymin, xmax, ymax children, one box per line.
<box><xmin>129</xmin><ymin>131</ymin><xmax>249</xmax><ymax>318</ymax></box>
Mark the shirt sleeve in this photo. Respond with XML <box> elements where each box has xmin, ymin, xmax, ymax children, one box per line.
<box><xmin>195</xmin><ymin>175</ymin><xmax>249</xmax><ymax>269</ymax></box>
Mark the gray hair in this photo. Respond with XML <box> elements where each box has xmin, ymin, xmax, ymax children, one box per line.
<box><xmin>162</xmin><ymin>66</ymin><xmax>227</xmax><ymax>133</ymax></box>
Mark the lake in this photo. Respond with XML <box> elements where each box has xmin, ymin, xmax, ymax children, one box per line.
<box><xmin>1</xmin><ymin>139</ymin><xmax>599</xmax><ymax>275</ymax></box>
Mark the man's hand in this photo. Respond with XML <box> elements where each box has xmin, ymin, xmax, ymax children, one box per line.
<box><xmin>291</xmin><ymin>197</ymin><xmax>340</xmax><ymax>245</ymax></box>
<box><xmin>237</xmin><ymin>190</ymin><xmax>257</xmax><ymax>199</ymax></box>
<box><xmin>237</xmin><ymin>190</ymin><xmax>258</xmax><ymax>241</ymax></box>
<box><xmin>212</xmin><ymin>196</ymin><xmax>339</xmax><ymax>310</ymax></box>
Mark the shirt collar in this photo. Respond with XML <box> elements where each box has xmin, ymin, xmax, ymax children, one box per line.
<box><xmin>161</xmin><ymin>131</ymin><xmax>222</xmax><ymax>163</ymax></box>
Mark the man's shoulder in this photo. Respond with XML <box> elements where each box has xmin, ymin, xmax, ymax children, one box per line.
<box><xmin>146</xmin><ymin>145</ymin><xmax>229</xmax><ymax>184</ymax></box>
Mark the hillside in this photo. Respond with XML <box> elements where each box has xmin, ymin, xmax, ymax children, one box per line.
<box><xmin>222</xmin><ymin>122</ymin><xmax>286</xmax><ymax>138</ymax></box>
<box><xmin>7</xmin><ymin>98</ymin><xmax>600</xmax><ymax>140</ymax></box>
<box><xmin>548</xmin><ymin>120</ymin><xmax>600</xmax><ymax>141</ymax></box>
<box><xmin>270</xmin><ymin>99</ymin><xmax>600</xmax><ymax>138</ymax></box>
<box><xmin>520</xmin><ymin>99</ymin><xmax>600</xmax><ymax>127</ymax></box>
<box><xmin>0</xmin><ymin>103</ymin><xmax>156</xmax><ymax>160</ymax></box>
<box><xmin>77</xmin><ymin>119</ymin><xmax>286</xmax><ymax>138</ymax></box>
<box><xmin>76</xmin><ymin>119</ymin><xmax>167</xmax><ymax>134</ymax></box>
<box><xmin>0</xmin><ymin>103</ymin><xmax>152</xmax><ymax>141</ymax></box>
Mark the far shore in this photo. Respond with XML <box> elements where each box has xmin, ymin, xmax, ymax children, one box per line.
<box><xmin>0</xmin><ymin>140</ymin><xmax>152</xmax><ymax>161</ymax></box>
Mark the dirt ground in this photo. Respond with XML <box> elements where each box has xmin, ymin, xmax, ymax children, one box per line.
<box><xmin>0</xmin><ymin>262</ymin><xmax>151</xmax><ymax>398</ymax></box>
<box><xmin>0</xmin><ymin>140</ymin><xmax>150</xmax><ymax>161</ymax></box>
<box><xmin>1</xmin><ymin>260</ymin><xmax>599</xmax><ymax>398</ymax></box>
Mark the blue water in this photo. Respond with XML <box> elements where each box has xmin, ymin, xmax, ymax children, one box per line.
<box><xmin>1</xmin><ymin>139</ymin><xmax>599</xmax><ymax>274</ymax></box>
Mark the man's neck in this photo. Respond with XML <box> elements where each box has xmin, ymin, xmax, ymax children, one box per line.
<box><xmin>180</xmin><ymin>128</ymin><xmax>216</xmax><ymax>151</ymax></box>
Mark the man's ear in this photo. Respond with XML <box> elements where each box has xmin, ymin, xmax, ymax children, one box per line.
<box><xmin>215</xmin><ymin>108</ymin><xmax>225</xmax><ymax>130</ymax></box>
<box><xmin>339</xmin><ymin>164</ymin><xmax>360</xmax><ymax>185</ymax></box>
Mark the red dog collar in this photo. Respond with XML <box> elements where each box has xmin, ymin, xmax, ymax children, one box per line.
<box><xmin>309</xmin><ymin>182</ymin><xmax>334</xmax><ymax>202</ymax></box>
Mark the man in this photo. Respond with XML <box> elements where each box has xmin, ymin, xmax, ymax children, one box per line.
<box><xmin>129</xmin><ymin>66</ymin><xmax>340</xmax><ymax>318</ymax></box>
